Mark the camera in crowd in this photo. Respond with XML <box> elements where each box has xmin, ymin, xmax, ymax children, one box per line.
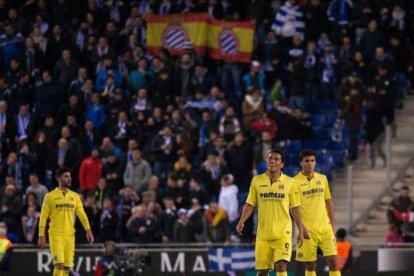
<box><xmin>96</xmin><ymin>241</ymin><xmax>151</xmax><ymax>276</ymax></box>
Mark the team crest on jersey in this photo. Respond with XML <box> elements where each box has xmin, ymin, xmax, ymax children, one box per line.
<box><xmin>69</xmin><ymin>197</ymin><xmax>74</xmax><ymax>201</ymax></box>
<box><xmin>162</xmin><ymin>25</ymin><xmax>189</xmax><ymax>51</ymax></box>
<box><xmin>278</xmin><ymin>184</ymin><xmax>284</xmax><ymax>190</ymax></box>
<box><xmin>285</xmin><ymin>243</ymin><xmax>289</xmax><ymax>249</ymax></box>
<box><xmin>298</xmin><ymin>252</ymin><xmax>303</xmax><ymax>258</ymax></box>
<box><xmin>316</xmin><ymin>180</ymin><xmax>321</xmax><ymax>185</ymax></box>
<box><xmin>218</xmin><ymin>30</ymin><xmax>239</xmax><ymax>56</ymax></box>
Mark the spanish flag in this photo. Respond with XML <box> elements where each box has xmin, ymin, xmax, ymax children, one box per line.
<box><xmin>146</xmin><ymin>13</ymin><xmax>208</xmax><ymax>56</ymax></box>
<box><xmin>207</xmin><ymin>19</ymin><xmax>254</xmax><ymax>63</ymax></box>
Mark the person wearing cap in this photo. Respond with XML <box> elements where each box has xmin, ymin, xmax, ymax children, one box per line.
<box><xmin>173</xmin><ymin>208</ymin><xmax>196</xmax><ymax>243</ymax></box>
<box><xmin>242</xmin><ymin>60</ymin><xmax>265</xmax><ymax>94</ymax></box>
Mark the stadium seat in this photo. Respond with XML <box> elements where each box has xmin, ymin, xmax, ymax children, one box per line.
<box><xmin>286</xmin><ymin>139</ymin><xmax>302</xmax><ymax>152</ymax></box>
<box><xmin>238</xmin><ymin>193</ymin><xmax>248</xmax><ymax>205</ymax></box>
<box><xmin>303</xmin><ymin>140</ymin><xmax>325</xmax><ymax>151</ymax></box>
<box><xmin>283</xmin><ymin>166</ymin><xmax>299</xmax><ymax>177</ymax></box>
<box><xmin>310</xmin><ymin>113</ymin><xmax>338</xmax><ymax>127</ymax></box>
<box><xmin>257</xmin><ymin>161</ymin><xmax>267</xmax><ymax>174</ymax></box>
<box><xmin>316</xmin><ymin>165</ymin><xmax>334</xmax><ymax>180</ymax></box>
<box><xmin>324</xmin><ymin>140</ymin><xmax>347</xmax><ymax>151</ymax></box>
<box><xmin>319</xmin><ymin>100</ymin><xmax>339</xmax><ymax>113</ymax></box>
<box><xmin>285</xmin><ymin>153</ymin><xmax>300</xmax><ymax>167</ymax></box>
<box><xmin>312</xmin><ymin>127</ymin><xmax>333</xmax><ymax>140</ymax></box>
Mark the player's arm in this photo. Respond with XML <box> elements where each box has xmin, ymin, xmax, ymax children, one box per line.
<box><xmin>75</xmin><ymin>194</ymin><xmax>94</xmax><ymax>243</ymax></box>
<box><xmin>290</xmin><ymin>206</ymin><xmax>305</xmax><ymax>247</ymax></box>
<box><xmin>236</xmin><ymin>203</ymin><xmax>254</xmax><ymax>236</ymax></box>
<box><xmin>325</xmin><ymin>199</ymin><xmax>336</xmax><ymax>231</ymax></box>
<box><xmin>324</xmin><ymin>176</ymin><xmax>336</xmax><ymax>231</ymax></box>
<box><xmin>38</xmin><ymin>194</ymin><xmax>50</xmax><ymax>249</ymax></box>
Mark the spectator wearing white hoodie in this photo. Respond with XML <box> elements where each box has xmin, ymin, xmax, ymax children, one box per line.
<box><xmin>218</xmin><ymin>174</ymin><xmax>239</xmax><ymax>224</ymax></box>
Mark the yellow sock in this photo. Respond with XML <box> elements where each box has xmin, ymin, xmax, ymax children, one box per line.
<box><xmin>277</xmin><ymin>272</ymin><xmax>288</xmax><ymax>276</ymax></box>
<box><xmin>329</xmin><ymin>271</ymin><xmax>341</xmax><ymax>276</ymax></box>
<box><xmin>306</xmin><ymin>271</ymin><xmax>317</xmax><ymax>276</ymax></box>
<box><xmin>63</xmin><ymin>270</ymin><xmax>70</xmax><ymax>276</ymax></box>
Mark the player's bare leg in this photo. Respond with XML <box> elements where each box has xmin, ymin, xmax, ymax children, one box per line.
<box><xmin>326</xmin><ymin>255</ymin><xmax>341</xmax><ymax>276</ymax></box>
<box><xmin>305</xmin><ymin>261</ymin><xmax>317</xmax><ymax>275</ymax></box>
<box><xmin>53</xmin><ymin>263</ymin><xmax>65</xmax><ymax>276</ymax></box>
<box><xmin>257</xmin><ymin>269</ymin><xmax>269</xmax><ymax>276</ymax></box>
<box><xmin>274</xmin><ymin>260</ymin><xmax>288</xmax><ymax>276</ymax></box>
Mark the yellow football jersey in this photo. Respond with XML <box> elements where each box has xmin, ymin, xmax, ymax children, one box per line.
<box><xmin>39</xmin><ymin>188</ymin><xmax>91</xmax><ymax>236</ymax></box>
<box><xmin>246</xmin><ymin>172</ymin><xmax>300</xmax><ymax>240</ymax></box>
<box><xmin>294</xmin><ymin>172</ymin><xmax>332</xmax><ymax>231</ymax></box>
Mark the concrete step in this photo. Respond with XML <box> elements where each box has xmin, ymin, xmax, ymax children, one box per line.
<box><xmin>331</xmin><ymin>95</ymin><xmax>414</xmax><ymax>246</ymax></box>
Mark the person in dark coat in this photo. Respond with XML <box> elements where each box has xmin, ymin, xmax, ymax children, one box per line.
<box><xmin>226</xmin><ymin>132</ymin><xmax>253</xmax><ymax>192</ymax></box>
<box><xmin>94</xmin><ymin>197</ymin><xmax>118</xmax><ymax>242</ymax></box>
<box><xmin>127</xmin><ymin>205</ymin><xmax>157</xmax><ymax>243</ymax></box>
<box><xmin>173</xmin><ymin>208</ymin><xmax>196</xmax><ymax>243</ymax></box>
<box><xmin>34</xmin><ymin>70</ymin><xmax>61</xmax><ymax>120</ymax></box>
<box><xmin>159</xmin><ymin>196</ymin><xmax>177</xmax><ymax>243</ymax></box>
<box><xmin>365</xmin><ymin>99</ymin><xmax>385</xmax><ymax>168</ymax></box>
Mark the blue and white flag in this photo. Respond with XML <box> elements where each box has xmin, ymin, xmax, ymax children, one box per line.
<box><xmin>208</xmin><ymin>247</ymin><xmax>255</xmax><ymax>271</ymax></box>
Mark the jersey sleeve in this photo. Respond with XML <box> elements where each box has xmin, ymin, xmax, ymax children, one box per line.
<box><xmin>323</xmin><ymin>175</ymin><xmax>332</xmax><ymax>200</ymax></box>
<box><xmin>75</xmin><ymin>193</ymin><xmax>91</xmax><ymax>231</ymax></box>
<box><xmin>289</xmin><ymin>179</ymin><xmax>301</xmax><ymax>208</ymax></box>
<box><xmin>38</xmin><ymin>193</ymin><xmax>51</xmax><ymax>237</ymax></box>
<box><xmin>245</xmin><ymin>177</ymin><xmax>257</xmax><ymax>207</ymax></box>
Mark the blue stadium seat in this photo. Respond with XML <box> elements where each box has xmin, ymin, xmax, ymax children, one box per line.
<box><xmin>312</xmin><ymin>127</ymin><xmax>333</xmax><ymax>140</ymax></box>
<box><xmin>310</xmin><ymin>114</ymin><xmax>326</xmax><ymax>126</ymax></box>
<box><xmin>285</xmin><ymin>153</ymin><xmax>300</xmax><ymax>167</ymax></box>
<box><xmin>319</xmin><ymin>101</ymin><xmax>339</xmax><ymax>113</ymax></box>
<box><xmin>257</xmin><ymin>161</ymin><xmax>267</xmax><ymax>174</ymax></box>
<box><xmin>238</xmin><ymin>193</ymin><xmax>248</xmax><ymax>205</ymax></box>
<box><xmin>324</xmin><ymin>140</ymin><xmax>347</xmax><ymax>151</ymax></box>
<box><xmin>310</xmin><ymin>113</ymin><xmax>338</xmax><ymax>127</ymax></box>
<box><xmin>283</xmin><ymin>166</ymin><xmax>299</xmax><ymax>177</ymax></box>
<box><xmin>317</xmin><ymin>165</ymin><xmax>334</xmax><ymax>180</ymax></box>
<box><xmin>286</xmin><ymin>139</ymin><xmax>302</xmax><ymax>152</ymax></box>
<box><xmin>303</xmin><ymin>140</ymin><xmax>325</xmax><ymax>151</ymax></box>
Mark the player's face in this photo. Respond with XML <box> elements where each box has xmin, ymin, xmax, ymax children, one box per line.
<box><xmin>301</xmin><ymin>155</ymin><xmax>316</xmax><ymax>173</ymax></box>
<box><xmin>266</xmin><ymin>152</ymin><xmax>284</xmax><ymax>173</ymax></box>
<box><xmin>59</xmin><ymin>172</ymin><xmax>72</xmax><ymax>188</ymax></box>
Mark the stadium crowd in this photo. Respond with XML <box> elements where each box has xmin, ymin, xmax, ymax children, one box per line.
<box><xmin>0</xmin><ymin>0</ymin><xmax>413</xmax><ymax>245</ymax></box>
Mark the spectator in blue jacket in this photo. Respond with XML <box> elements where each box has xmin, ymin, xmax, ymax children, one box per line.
<box><xmin>86</xmin><ymin>93</ymin><xmax>106</xmax><ymax>129</ymax></box>
<box><xmin>95</xmin><ymin>57</ymin><xmax>122</xmax><ymax>92</ymax></box>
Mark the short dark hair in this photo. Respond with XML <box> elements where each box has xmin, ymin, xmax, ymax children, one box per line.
<box><xmin>336</xmin><ymin>228</ymin><xmax>347</xmax><ymax>239</ymax></box>
<box><xmin>268</xmin><ymin>148</ymin><xmax>285</xmax><ymax>162</ymax></box>
<box><xmin>401</xmin><ymin>186</ymin><xmax>410</xmax><ymax>191</ymax></box>
<box><xmin>300</xmin><ymin>149</ymin><xmax>316</xmax><ymax>161</ymax></box>
<box><xmin>56</xmin><ymin>167</ymin><xmax>72</xmax><ymax>177</ymax></box>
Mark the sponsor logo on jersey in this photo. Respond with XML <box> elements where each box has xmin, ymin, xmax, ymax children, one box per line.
<box><xmin>55</xmin><ymin>203</ymin><xmax>75</xmax><ymax>209</ymax></box>
<box><xmin>259</xmin><ymin>192</ymin><xmax>285</xmax><ymax>199</ymax></box>
<box><xmin>302</xmin><ymin>188</ymin><xmax>324</xmax><ymax>196</ymax></box>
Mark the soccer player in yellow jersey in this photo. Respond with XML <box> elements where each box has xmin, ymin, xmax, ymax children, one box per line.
<box><xmin>38</xmin><ymin>168</ymin><xmax>94</xmax><ymax>276</ymax></box>
<box><xmin>236</xmin><ymin>149</ymin><xmax>305</xmax><ymax>276</ymax></box>
<box><xmin>294</xmin><ymin>150</ymin><xmax>340</xmax><ymax>276</ymax></box>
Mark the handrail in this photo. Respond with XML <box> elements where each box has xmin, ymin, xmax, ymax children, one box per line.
<box><xmin>348</xmin><ymin>153</ymin><xmax>414</xmax><ymax>233</ymax></box>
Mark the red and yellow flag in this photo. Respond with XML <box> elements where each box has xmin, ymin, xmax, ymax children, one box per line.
<box><xmin>207</xmin><ymin>19</ymin><xmax>254</xmax><ymax>63</ymax></box>
<box><xmin>146</xmin><ymin>13</ymin><xmax>208</xmax><ymax>56</ymax></box>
